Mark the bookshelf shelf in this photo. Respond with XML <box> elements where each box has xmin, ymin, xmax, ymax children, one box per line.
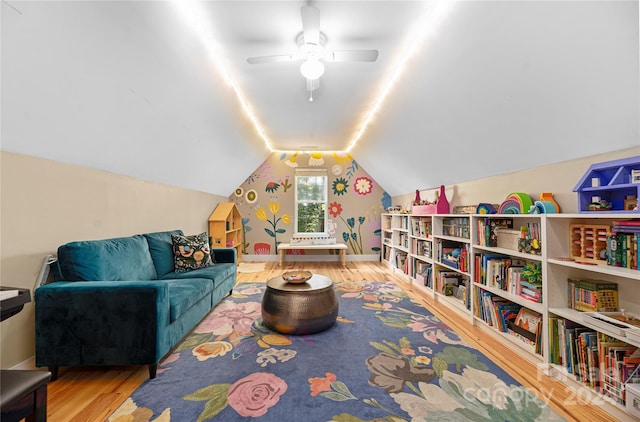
<box><xmin>382</xmin><ymin>211</ymin><xmax>640</xmax><ymax>420</ymax></box>
<box><xmin>473</xmin><ymin>316</ymin><xmax>544</xmax><ymax>361</ymax></box>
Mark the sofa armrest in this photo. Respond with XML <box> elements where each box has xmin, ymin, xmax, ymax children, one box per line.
<box><xmin>213</xmin><ymin>247</ymin><xmax>236</xmax><ymax>264</ymax></box>
<box><xmin>35</xmin><ymin>280</ymin><xmax>170</xmax><ymax>368</ymax></box>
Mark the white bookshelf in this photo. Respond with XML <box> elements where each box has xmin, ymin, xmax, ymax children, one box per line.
<box><xmin>381</xmin><ymin>211</ymin><xmax>640</xmax><ymax>420</ymax></box>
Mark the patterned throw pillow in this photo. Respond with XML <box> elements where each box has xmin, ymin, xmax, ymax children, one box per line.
<box><xmin>171</xmin><ymin>232</ymin><xmax>214</xmax><ymax>273</ymax></box>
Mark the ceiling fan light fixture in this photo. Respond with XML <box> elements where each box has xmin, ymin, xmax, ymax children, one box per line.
<box><xmin>300</xmin><ymin>58</ymin><xmax>325</xmax><ymax>80</ymax></box>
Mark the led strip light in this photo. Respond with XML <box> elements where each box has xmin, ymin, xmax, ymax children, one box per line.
<box><xmin>173</xmin><ymin>0</ymin><xmax>453</xmax><ymax>153</ymax></box>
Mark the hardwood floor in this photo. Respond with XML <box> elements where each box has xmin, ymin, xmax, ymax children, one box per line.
<box><xmin>30</xmin><ymin>261</ymin><xmax>621</xmax><ymax>421</ymax></box>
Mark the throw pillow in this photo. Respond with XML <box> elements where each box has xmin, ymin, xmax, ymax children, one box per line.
<box><xmin>171</xmin><ymin>232</ymin><xmax>214</xmax><ymax>273</ymax></box>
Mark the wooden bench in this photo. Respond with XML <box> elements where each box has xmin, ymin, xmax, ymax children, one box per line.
<box><xmin>278</xmin><ymin>243</ymin><xmax>347</xmax><ymax>266</ymax></box>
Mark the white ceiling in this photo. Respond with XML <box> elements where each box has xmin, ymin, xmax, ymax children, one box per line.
<box><xmin>2</xmin><ymin>1</ymin><xmax>638</xmax><ymax>197</ymax></box>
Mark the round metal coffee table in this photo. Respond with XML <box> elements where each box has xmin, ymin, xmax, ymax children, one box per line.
<box><xmin>261</xmin><ymin>273</ymin><xmax>338</xmax><ymax>335</ymax></box>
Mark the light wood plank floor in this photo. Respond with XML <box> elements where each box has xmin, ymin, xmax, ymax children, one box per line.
<box><xmin>27</xmin><ymin>261</ymin><xmax>622</xmax><ymax>421</ymax></box>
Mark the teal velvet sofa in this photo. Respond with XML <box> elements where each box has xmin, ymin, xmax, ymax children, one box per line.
<box><xmin>34</xmin><ymin>230</ymin><xmax>236</xmax><ymax>380</ymax></box>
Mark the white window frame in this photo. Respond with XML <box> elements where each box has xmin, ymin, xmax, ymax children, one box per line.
<box><xmin>294</xmin><ymin>168</ymin><xmax>328</xmax><ymax>235</ymax></box>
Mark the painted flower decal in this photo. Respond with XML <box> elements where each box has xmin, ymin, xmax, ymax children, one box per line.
<box><xmin>332</xmin><ymin>178</ymin><xmax>349</xmax><ymax>196</ymax></box>
<box><xmin>308</xmin><ymin>152</ymin><xmax>324</xmax><ymax>166</ymax></box>
<box><xmin>284</xmin><ymin>152</ymin><xmax>299</xmax><ymax>168</ymax></box>
<box><xmin>256</xmin><ymin>202</ymin><xmax>290</xmax><ymax>253</ymax></box>
<box><xmin>254</xmin><ymin>242</ymin><xmax>271</xmax><ymax>254</ymax></box>
<box><xmin>328</xmin><ymin>202</ymin><xmax>342</xmax><ymax>218</ymax></box>
<box><xmin>353</xmin><ymin>176</ymin><xmax>373</xmax><ymax>196</ymax></box>
<box><xmin>268</xmin><ymin>202</ymin><xmax>280</xmax><ymax>215</ymax></box>
<box><xmin>265</xmin><ymin>181</ymin><xmax>280</xmax><ymax>193</ymax></box>
<box><xmin>227</xmin><ymin>372</ymin><xmax>287</xmax><ymax>417</ymax></box>
<box><xmin>234</xmin><ymin>187</ymin><xmax>243</xmax><ymax>197</ymax></box>
<box><xmin>333</xmin><ymin>152</ymin><xmax>352</xmax><ymax>163</ymax></box>
<box><xmin>255</xmin><ymin>207</ymin><xmax>268</xmax><ymax>221</ymax></box>
<box><xmin>245</xmin><ymin>189</ymin><xmax>258</xmax><ymax>204</ymax></box>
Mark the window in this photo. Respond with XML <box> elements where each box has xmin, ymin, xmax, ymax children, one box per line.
<box><xmin>295</xmin><ymin>169</ymin><xmax>328</xmax><ymax>234</ymax></box>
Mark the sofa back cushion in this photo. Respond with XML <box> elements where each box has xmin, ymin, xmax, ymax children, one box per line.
<box><xmin>143</xmin><ymin>230</ymin><xmax>184</xmax><ymax>277</ymax></box>
<box><xmin>57</xmin><ymin>235</ymin><xmax>157</xmax><ymax>281</ymax></box>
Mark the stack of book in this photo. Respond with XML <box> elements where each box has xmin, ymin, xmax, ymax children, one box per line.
<box><xmin>519</xmin><ymin>279</ymin><xmax>542</xmax><ymax>303</ymax></box>
<box><xmin>567</xmin><ymin>278</ymin><xmax>618</xmax><ymax>312</ymax></box>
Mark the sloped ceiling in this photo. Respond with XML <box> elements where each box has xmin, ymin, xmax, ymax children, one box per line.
<box><xmin>2</xmin><ymin>1</ymin><xmax>638</xmax><ymax>197</ymax></box>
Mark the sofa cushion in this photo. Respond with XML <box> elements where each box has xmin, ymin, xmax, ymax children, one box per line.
<box><xmin>160</xmin><ymin>263</ymin><xmax>236</xmax><ymax>285</ymax></box>
<box><xmin>171</xmin><ymin>232</ymin><xmax>214</xmax><ymax>273</ymax></box>
<box><xmin>143</xmin><ymin>230</ymin><xmax>184</xmax><ymax>278</ymax></box>
<box><xmin>57</xmin><ymin>235</ymin><xmax>157</xmax><ymax>281</ymax></box>
<box><xmin>165</xmin><ymin>278</ymin><xmax>213</xmax><ymax>322</ymax></box>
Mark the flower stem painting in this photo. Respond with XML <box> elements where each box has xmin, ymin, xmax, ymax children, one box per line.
<box><xmin>255</xmin><ymin>202</ymin><xmax>290</xmax><ymax>254</ymax></box>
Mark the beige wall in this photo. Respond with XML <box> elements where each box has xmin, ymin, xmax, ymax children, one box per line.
<box><xmin>0</xmin><ymin>151</ymin><xmax>226</xmax><ymax>368</ymax></box>
<box><xmin>392</xmin><ymin>147</ymin><xmax>640</xmax><ymax>213</ymax></box>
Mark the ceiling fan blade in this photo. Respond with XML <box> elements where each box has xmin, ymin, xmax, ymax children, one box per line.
<box><xmin>247</xmin><ymin>54</ymin><xmax>299</xmax><ymax>64</ymax></box>
<box><xmin>326</xmin><ymin>50</ymin><xmax>379</xmax><ymax>62</ymax></box>
<box><xmin>301</xmin><ymin>6</ymin><xmax>320</xmax><ymax>45</ymax></box>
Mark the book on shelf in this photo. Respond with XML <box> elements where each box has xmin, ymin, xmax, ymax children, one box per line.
<box><xmin>395</xmin><ymin>251</ymin><xmax>408</xmax><ymax>273</ymax></box>
<box><xmin>438</xmin><ymin>241</ymin><xmax>469</xmax><ymax>272</ymax></box>
<box><xmin>476</xmin><ymin>218</ymin><xmax>513</xmax><ymax>247</ymax></box>
<box><xmin>519</xmin><ymin>279</ymin><xmax>542</xmax><ymax>303</ymax></box>
<box><xmin>412</xmin><ymin>217</ymin><xmax>432</xmax><ymax>238</ymax></box>
<box><xmin>503</xmin><ymin>307</ymin><xmax>542</xmax><ymax>353</ymax></box>
<box><xmin>436</xmin><ymin>270</ymin><xmax>465</xmax><ymax>297</ymax></box>
<box><xmin>606</xmin><ymin>231</ymin><xmax>638</xmax><ymax>270</ymax></box>
<box><xmin>442</xmin><ymin>217</ymin><xmax>471</xmax><ymax>239</ymax></box>
<box><xmin>567</xmin><ymin>278</ymin><xmax>618</xmax><ymax>312</ymax></box>
<box><xmin>476</xmin><ymin>253</ymin><xmax>526</xmax><ymax>294</ymax></box>
<box><xmin>478</xmin><ymin>290</ymin><xmax>523</xmax><ymax>333</ymax></box>
<box><xmin>413</xmin><ymin>260</ymin><xmax>432</xmax><ymax>288</ymax></box>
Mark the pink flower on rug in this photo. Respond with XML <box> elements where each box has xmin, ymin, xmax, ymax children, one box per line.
<box><xmin>227</xmin><ymin>372</ymin><xmax>287</xmax><ymax>417</ymax></box>
<box><xmin>195</xmin><ymin>301</ymin><xmax>261</xmax><ymax>336</ymax></box>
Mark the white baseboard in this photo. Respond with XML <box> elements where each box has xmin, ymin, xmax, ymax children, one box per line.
<box><xmin>242</xmin><ymin>254</ymin><xmax>380</xmax><ymax>262</ymax></box>
<box><xmin>11</xmin><ymin>356</ymin><xmax>36</xmax><ymax>370</ymax></box>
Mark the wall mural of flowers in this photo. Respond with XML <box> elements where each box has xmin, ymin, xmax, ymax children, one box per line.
<box><xmin>230</xmin><ymin>152</ymin><xmax>388</xmax><ymax>257</ymax></box>
<box><xmin>255</xmin><ymin>202</ymin><xmax>290</xmax><ymax>254</ymax></box>
<box><xmin>329</xmin><ymin>201</ymin><xmax>366</xmax><ymax>254</ymax></box>
<box><xmin>332</xmin><ymin>178</ymin><xmax>349</xmax><ymax>196</ymax></box>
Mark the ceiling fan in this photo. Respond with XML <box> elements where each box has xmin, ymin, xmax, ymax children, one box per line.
<box><xmin>246</xmin><ymin>5</ymin><xmax>379</xmax><ymax>101</ymax></box>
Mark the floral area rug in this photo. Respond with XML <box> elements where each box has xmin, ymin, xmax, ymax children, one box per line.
<box><xmin>236</xmin><ymin>262</ymin><xmax>266</xmax><ymax>273</ymax></box>
<box><xmin>108</xmin><ymin>282</ymin><xmax>564</xmax><ymax>421</ymax></box>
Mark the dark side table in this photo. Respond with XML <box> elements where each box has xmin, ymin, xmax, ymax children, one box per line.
<box><xmin>1</xmin><ymin>286</ymin><xmax>52</xmax><ymax>421</ymax></box>
<box><xmin>1</xmin><ymin>370</ymin><xmax>51</xmax><ymax>422</ymax></box>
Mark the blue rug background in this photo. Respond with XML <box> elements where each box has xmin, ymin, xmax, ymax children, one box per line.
<box><xmin>109</xmin><ymin>282</ymin><xmax>563</xmax><ymax>421</ymax></box>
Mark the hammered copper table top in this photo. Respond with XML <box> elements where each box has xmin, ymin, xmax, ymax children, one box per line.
<box><xmin>266</xmin><ymin>273</ymin><xmax>333</xmax><ymax>292</ymax></box>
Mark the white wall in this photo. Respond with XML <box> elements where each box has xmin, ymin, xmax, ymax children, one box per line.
<box><xmin>0</xmin><ymin>152</ymin><xmax>226</xmax><ymax>367</ymax></box>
